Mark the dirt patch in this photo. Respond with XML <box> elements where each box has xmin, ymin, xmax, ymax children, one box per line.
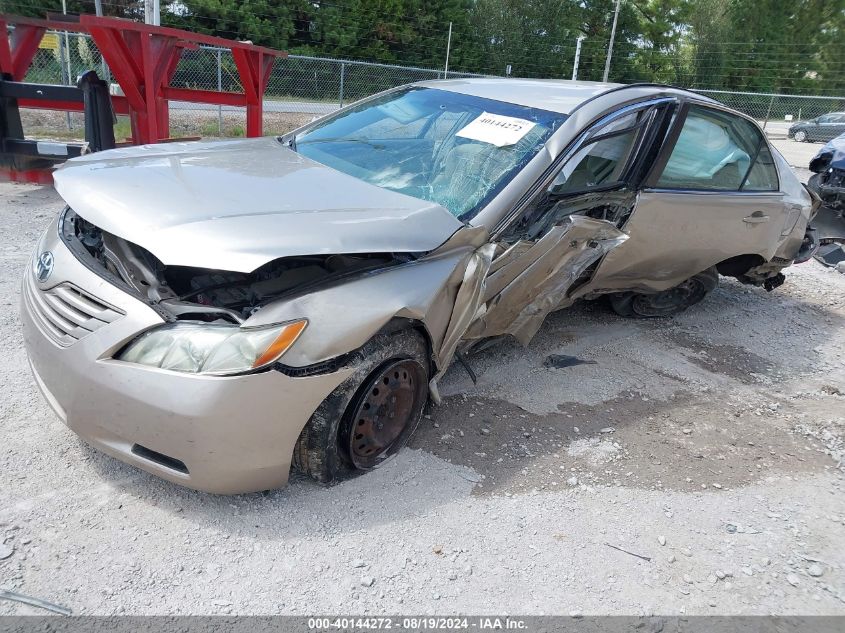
<box><xmin>412</xmin><ymin>392</ymin><xmax>833</xmax><ymax>496</ymax></box>
<box><xmin>666</xmin><ymin>330</ymin><xmax>777</xmax><ymax>383</ymax></box>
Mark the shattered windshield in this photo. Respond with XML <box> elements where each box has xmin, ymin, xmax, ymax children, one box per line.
<box><xmin>293</xmin><ymin>87</ymin><xmax>566</xmax><ymax>220</ymax></box>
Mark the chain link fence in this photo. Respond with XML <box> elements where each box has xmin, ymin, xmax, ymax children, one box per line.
<box><xmin>170</xmin><ymin>46</ymin><xmax>484</xmax><ymax>137</ymax></box>
<box><xmin>20</xmin><ymin>32</ymin><xmax>483</xmax><ymax>140</ymax></box>
<box><xmin>694</xmin><ymin>89</ymin><xmax>845</xmax><ymax>138</ymax></box>
<box><xmin>17</xmin><ymin>31</ymin><xmax>845</xmax><ymax>143</ymax></box>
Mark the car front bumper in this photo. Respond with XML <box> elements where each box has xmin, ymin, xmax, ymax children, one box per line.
<box><xmin>20</xmin><ymin>219</ymin><xmax>352</xmax><ymax>494</ymax></box>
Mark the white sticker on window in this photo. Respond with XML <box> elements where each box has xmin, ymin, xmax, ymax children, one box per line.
<box><xmin>456</xmin><ymin>112</ymin><xmax>536</xmax><ymax>147</ymax></box>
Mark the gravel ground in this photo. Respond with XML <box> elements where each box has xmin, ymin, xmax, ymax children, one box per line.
<box><xmin>0</xmin><ymin>178</ymin><xmax>844</xmax><ymax>616</ymax></box>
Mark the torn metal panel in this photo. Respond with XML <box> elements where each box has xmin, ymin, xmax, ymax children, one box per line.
<box><xmin>506</xmin><ymin>190</ymin><xmax>637</xmax><ymax>245</ymax></box>
<box><xmin>812</xmin><ymin>205</ymin><xmax>845</xmax><ymax>242</ymax></box>
<box><xmin>432</xmin><ymin>242</ymin><xmax>496</xmax><ymax>387</ymax></box>
<box><xmin>430</xmin><ymin>223</ymin><xmax>491</xmax><ymax>252</ymax></box>
<box><xmin>488</xmin><ymin>240</ymin><xmax>533</xmax><ymax>274</ymax></box>
<box><xmin>809</xmin><ymin>133</ymin><xmax>845</xmax><ymax>174</ymax></box>
<box><xmin>243</xmin><ymin>243</ymin><xmax>479</xmax><ymax>368</ymax></box>
<box><xmin>430</xmin><ymin>215</ymin><xmax>627</xmax><ymax>402</ymax></box>
<box><xmin>465</xmin><ymin>215</ymin><xmax>628</xmax><ymax>345</ymax></box>
<box><xmin>810</xmin><ymin>205</ymin><xmax>845</xmax><ymax>268</ymax></box>
<box><xmin>814</xmin><ymin>242</ymin><xmax>845</xmax><ymax>268</ymax></box>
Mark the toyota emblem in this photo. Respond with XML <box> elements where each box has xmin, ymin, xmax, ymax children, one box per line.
<box><xmin>35</xmin><ymin>251</ymin><xmax>54</xmax><ymax>283</ymax></box>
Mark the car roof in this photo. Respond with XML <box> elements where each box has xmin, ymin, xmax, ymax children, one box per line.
<box><xmin>416</xmin><ymin>77</ymin><xmax>723</xmax><ymax>115</ymax></box>
<box><xmin>414</xmin><ymin>78</ymin><xmax>624</xmax><ymax>114</ymax></box>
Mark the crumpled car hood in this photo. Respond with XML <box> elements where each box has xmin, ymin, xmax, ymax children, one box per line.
<box><xmin>810</xmin><ymin>133</ymin><xmax>845</xmax><ymax>172</ymax></box>
<box><xmin>53</xmin><ymin>136</ymin><xmax>463</xmax><ymax>272</ymax></box>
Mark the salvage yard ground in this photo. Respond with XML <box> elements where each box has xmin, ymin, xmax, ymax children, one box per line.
<box><xmin>0</xmin><ymin>147</ymin><xmax>844</xmax><ymax>614</ymax></box>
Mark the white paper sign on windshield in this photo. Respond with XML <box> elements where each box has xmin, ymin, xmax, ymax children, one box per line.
<box><xmin>456</xmin><ymin>112</ymin><xmax>536</xmax><ymax>147</ymax></box>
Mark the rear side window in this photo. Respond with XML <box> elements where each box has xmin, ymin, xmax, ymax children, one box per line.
<box><xmin>655</xmin><ymin>105</ymin><xmax>778</xmax><ymax>191</ymax></box>
<box><xmin>742</xmin><ymin>143</ymin><xmax>779</xmax><ymax>191</ymax></box>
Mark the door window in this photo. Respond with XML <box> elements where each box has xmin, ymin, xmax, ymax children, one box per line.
<box><xmin>549</xmin><ymin>129</ymin><xmax>639</xmax><ymax>195</ymax></box>
<box><xmin>501</xmin><ymin>103</ymin><xmax>668</xmax><ymax>241</ymax></box>
<box><xmin>655</xmin><ymin>105</ymin><xmax>778</xmax><ymax>191</ymax></box>
<box><xmin>549</xmin><ymin>110</ymin><xmax>645</xmax><ymax>195</ymax></box>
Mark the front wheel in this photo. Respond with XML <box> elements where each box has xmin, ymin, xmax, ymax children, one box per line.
<box><xmin>610</xmin><ymin>268</ymin><xmax>719</xmax><ymax>318</ymax></box>
<box><xmin>794</xmin><ymin>130</ymin><xmax>808</xmax><ymax>142</ymax></box>
<box><xmin>293</xmin><ymin>328</ymin><xmax>430</xmax><ymax>483</ymax></box>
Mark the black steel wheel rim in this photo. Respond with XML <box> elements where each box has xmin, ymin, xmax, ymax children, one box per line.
<box><xmin>345</xmin><ymin>358</ymin><xmax>426</xmax><ymax>469</ymax></box>
<box><xmin>632</xmin><ymin>279</ymin><xmax>704</xmax><ymax>317</ymax></box>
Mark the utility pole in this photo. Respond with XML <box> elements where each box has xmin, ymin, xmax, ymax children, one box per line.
<box><xmin>94</xmin><ymin>0</ymin><xmax>103</xmax><ymax>16</ymax></box>
<box><xmin>60</xmin><ymin>0</ymin><xmax>72</xmax><ymax>129</ymax></box>
<box><xmin>572</xmin><ymin>35</ymin><xmax>585</xmax><ymax>81</ymax></box>
<box><xmin>145</xmin><ymin>0</ymin><xmax>161</xmax><ymax>26</ymax></box>
<box><xmin>444</xmin><ymin>22</ymin><xmax>452</xmax><ymax>78</ymax></box>
<box><xmin>603</xmin><ymin>0</ymin><xmax>621</xmax><ymax>82</ymax></box>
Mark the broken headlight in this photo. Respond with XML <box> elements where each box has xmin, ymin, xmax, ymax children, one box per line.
<box><xmin>117</xmin><ymin>320</ymin><xmax>307</xmax><ymax>375</ymax></box>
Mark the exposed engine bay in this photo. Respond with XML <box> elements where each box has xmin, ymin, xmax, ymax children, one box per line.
<box><xmin>60</xmin><ymin>208</ymin><xmax>402</xmax><ymax>324</ymax></box>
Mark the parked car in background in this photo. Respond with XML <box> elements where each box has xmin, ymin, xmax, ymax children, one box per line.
<box><xmin>22</xmin><ymin>79</ymin><xmax>816</xmax><ymax>494</ymax></box>
<box><xmin>788</xmin><ymin>112</ymin><xmax>845</xmax><ymax>142</ymax></box>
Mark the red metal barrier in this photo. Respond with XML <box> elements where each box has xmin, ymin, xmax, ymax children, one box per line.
<box><xmin>0</xmin><ymin>14</ymin><xmax>287</xmax><ymax>144</ymax></box>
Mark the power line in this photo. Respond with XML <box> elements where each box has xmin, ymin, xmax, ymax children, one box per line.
<box><xmin>7</xmin><ymin>1</ymin><xmax>844</xmax><ymax>93</ymax></box>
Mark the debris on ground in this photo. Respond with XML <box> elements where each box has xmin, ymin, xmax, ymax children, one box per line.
<box><xmin>0</xmin><ymin>181</ymin><xmax>843</xmax><ymax>615</ymax></box>
<box><xmin>543</xmin><ymin>354</ymin><xmax>597</xmax><ymax>369</ymax></box>
<box><xmin>0</xmin><ymin>590</ymin><xmax>71</xmax><ymax>616</ymax></box>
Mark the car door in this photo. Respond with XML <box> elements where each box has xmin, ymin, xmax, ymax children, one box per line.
<box><xmin>495</xmin><ymin>99</ymin><xmax>676</xmax><ymax>240</ymax></box>
<box><xmin>826</xmin><ymin>113</ymin><xmax>845</xmax><ymax>141</ymax></box>
<box><xmin>815</xmin><ymin>114</ymin><xmax>845</xmax><ymax>142</ymax></box>
<box><xmin>458</xmin><ymin>99</ymin><xmax>675</xmax><ymax>341</ymax></box>
<box><xmin>581</xmin><ymin>102</ymin><xmax>790</xmax><ymax>296</ymax></box>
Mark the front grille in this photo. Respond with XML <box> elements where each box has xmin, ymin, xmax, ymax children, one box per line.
<box><xmin>23</xmin><ymin>273</ymin><xmax>124</xmax><ymax>346</ymax></box>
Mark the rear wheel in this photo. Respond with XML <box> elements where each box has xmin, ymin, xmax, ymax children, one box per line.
<box><xmin>794</xmin><ymin>129</ymin><xmax>808</xmax><ymax>142</ymax></box>
<box><xmin>610</xmin><ymin>267</ymin><xmax>719</xmax><ymax>318</ymax></box>
<box><xmin>293</xmin><ymin>328</ymin><xmax>430</xmax><ymax>483</ymax></box>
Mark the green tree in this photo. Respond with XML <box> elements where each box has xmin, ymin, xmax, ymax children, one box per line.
<box><xmin>4</xmin><ymin>0</ymin><xmax>843</xmax><ymax>95</ymax></box>
<box><xmin>685</xmin><ymin>0</ymin><xmax>845</xmax><ymax>94</ymax></box>
<box><xmin>161</xmin><ymin>1</ymin><xmax>305</xmax><ymax>51</ymax></box>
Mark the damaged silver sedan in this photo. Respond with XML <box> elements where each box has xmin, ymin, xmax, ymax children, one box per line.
<box><xmin>22</xmin><ymin>79</ymin><xmax>815</xmax><ymax>493</ymax></box>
